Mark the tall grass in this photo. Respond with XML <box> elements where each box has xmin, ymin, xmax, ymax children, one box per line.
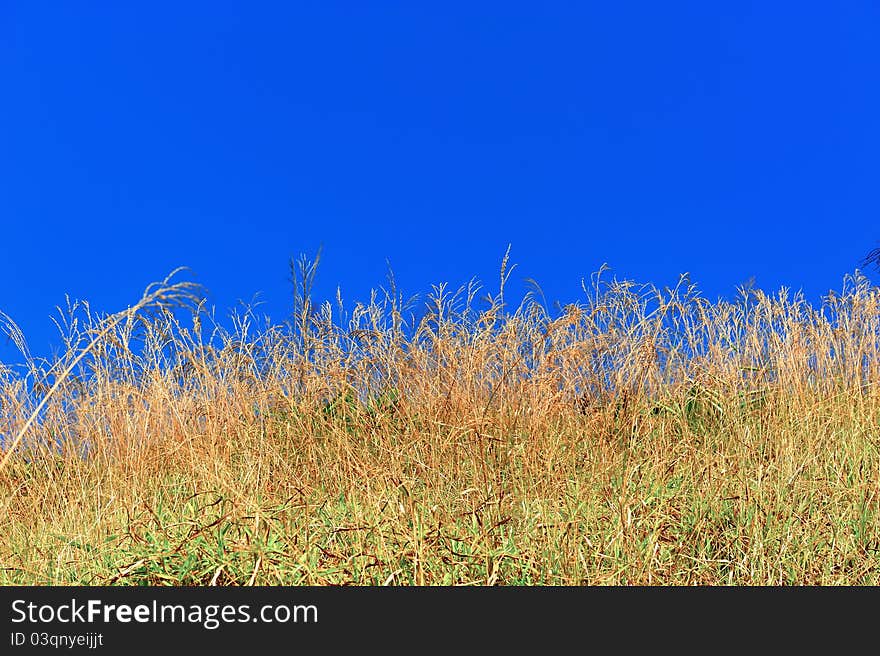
<box><xmin>1</xmin><ymin>261</ymin><xmax>879</xmax><ymax>585</ymax></box>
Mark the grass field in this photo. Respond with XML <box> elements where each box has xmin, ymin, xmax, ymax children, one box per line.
<box><xmin>2</xmin><ymin>259</ymin><xmax>879</xmax><ymax>585</ymax></box>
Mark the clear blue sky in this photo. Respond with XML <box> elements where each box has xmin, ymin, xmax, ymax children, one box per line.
<box><xmin>2</xmin><ymin>2</ymin><xmax>878</xmax><ymax>362</ymax></box>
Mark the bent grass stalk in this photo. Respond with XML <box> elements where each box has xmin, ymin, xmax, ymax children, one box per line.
<box><xmin>0</xmin><ymin>269</ymin><xmax>201</xmax><ymax>473</ymax></box>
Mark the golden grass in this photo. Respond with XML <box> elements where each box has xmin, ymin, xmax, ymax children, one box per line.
<box><xmin>1</xmin><ymin>263</ymin><xmax>879</xmax><ymax>585</ymax></box>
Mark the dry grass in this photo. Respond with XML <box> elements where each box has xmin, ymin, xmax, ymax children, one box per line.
<box><xmin>1</xmin><ymin>261</ymin><xmax>879</xmax><ymax>585</ymax></box>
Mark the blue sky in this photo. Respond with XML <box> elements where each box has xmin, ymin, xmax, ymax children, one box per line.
<box><xmin>2</xmin><ymin>2</ymin><xmax>878</xmax><ymax>362</ymax></box>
